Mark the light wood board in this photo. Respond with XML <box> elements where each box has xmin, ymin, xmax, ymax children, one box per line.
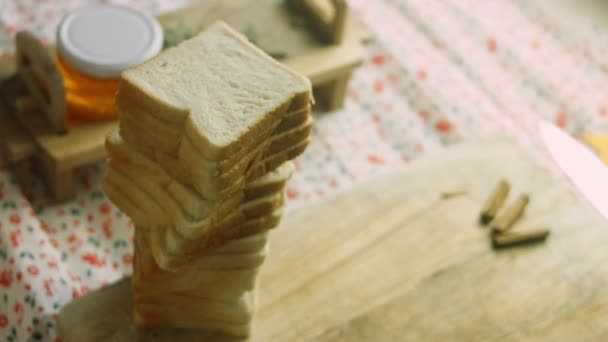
<box><xmin>58</xmin><ymin>136</ymin><xmax>608</xmax><ymax>341</ymax></box>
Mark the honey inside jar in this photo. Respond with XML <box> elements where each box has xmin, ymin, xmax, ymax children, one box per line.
<box><xmin>55</xmin><ymin>4</ymin><xmax>163</xmax><ymax>124</ymax></box>
<box><xmin>56</xmin><ymin>55</ymin><xmax>119</xmax><ymax>122</ymax></box>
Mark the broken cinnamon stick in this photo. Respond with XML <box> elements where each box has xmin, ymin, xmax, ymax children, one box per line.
<box><xmin>492</xmin><ymin>228</ymin><xmax>550</xmax><ymax>248</ymax></box>
<box><xmin>491</xmin><ymin>194</ymin><xmax>529</xmax><ymax>233</ymax></box>
<box><xmin>479</xmin><ymin>180</ymin><xmax>510</xmax><ymax>225</ymax></box>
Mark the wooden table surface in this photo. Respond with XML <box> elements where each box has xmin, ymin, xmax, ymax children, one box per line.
<box><xmin>59</xmin><ymin>137</ymin><xmax>608</xmax><ymax>341</ymax></box>
<box><xmin>255</xmin><ymin>137</ymin><xmax>608</xmax><ymax>341</ymax></box>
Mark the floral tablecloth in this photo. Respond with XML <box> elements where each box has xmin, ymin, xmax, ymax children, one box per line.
<box><xmin>2</xmin><ymin>0</ymin><xmax>608</xmax><ymax>340</ymax></box>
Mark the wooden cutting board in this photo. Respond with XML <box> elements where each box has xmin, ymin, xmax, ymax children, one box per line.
<box><xmin>58</xmin><ymin>137</ymin><xmax>608</xmax><ymax>341</ymax></box>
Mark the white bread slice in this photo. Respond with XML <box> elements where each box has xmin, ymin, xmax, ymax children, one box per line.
<box><xmin>248</xmin><ymin>137</ymin><xmax>311</xmax><ymax>182</ymax></box>
<box><xmin>180</xmin><ymin>115</ymin><xmax>312</xmax><ymax>176</ymax></box>
<box><xmin>132</xmin><ymin>228</ymin><xmax>265</xmax><ymax>286</ymax></box>
<box><xmin>117</xmin><ymin>21</ymin><xmax>312</xmax><ymax>161</ymax></box>
<box><xmin>133</xmin><ymin>311</ymin><xmax>252</xmax><ymax>337</ymax></box>
<box><xmin>105</xmin><ymin>162</ymin><xmax>244</xmax><ymax>249</ymax></box>
<box><xmin>102</xmin><ymin>180</ymin><xmax>149</xmax><ymax>225</ymax></box>
<box><xmin>117</xmin><ymin>103</ymin><xmax>182</xmax><ymax>155</ymax></box>
<box><xmin>133</xmin><ymin>262</ymin><xmax>262</xmax><ymax>302</ymax></box>
<box><xmin>104</xmin><ymin>135</ymin><xmax>303</xmax><ymax>238</ymax></box>
<box><xmin>211</xmin><ymin>232</ymin><xmax>269</xmax><ymax>254</ymax></box>
<box><xmin>165</xmin><ymin>185</ymin><xmax>285</xmax><ymax>241</ymax></box>
<box><xmin>153</xmin><ymin>120</ymin><xmax>311</xmax><ymax>200</ymax></box>
<box><xmin>166</xmin><ymin>161</ymin><xmax>292</xmax><ymax>219</ymax></box>
<box><xmin>245</xmin><ymin>161</ymin><xmax>295</xmax><ymax>198</ymax></box>
<box><xmin>107</xmin><ymin>130</ymin><xmax>214</xmax><ymax>219</ymax></box>
<box><xmin>175</xmin><ymin>116</ymin><xmax>312</xmax><ymax>199</ymax></box>
<box><xmin>104</xmin><ymin>157</ymin><xmax>286</xmax><ymax>266</ymax></box>
<box><xmin>103</xmin><ymin>166</ymin><xmax>170</xmax><ymax>226</ymax></box>
<box><xmin>106</xmin><ymin>158</ymin><xmax>243</xmax><ymax>232</ymax></box>
<box><xmin>133</xmin><ymin>291</ymin><xmax>255</xmax><ymax>336</ymax></box>
<box><xmin>118</xmin><ymin>96</ymin><xmax>310</xmax><ymax>168</ymax></box>
<box><xmin>149</xmin><ymin>209</ymin><xmax>283</xmax><ymax>270</ymax></box>
<box><xmin>116</xmin><ymin>95</ymin><xmax>182</xmax><ymax>137</ymax></box>
<box><xmin>105</xmin><ymin>143</ymin><xmax>295</xmax><ymax>239</ymax></box>
<box><xmin>133</xmin><ymin>231</ymin><xmax>266</xmax><ymax>299</ymax></box>
<box><xmin>116</xmin><ymin>111</ymin><xmax>309</xmax><ymax>201</ymax></box>
<box><xmin>105</xmin><ymin>131</ymin><xmax>295</xmax><ymax>220</ymax></box>
<box><xmin>119</xmin><ymin>114</ymin><xmax>177</xmax><ymax>156</ymax></box>
<box><xmin>135</xmin><ymin>292</ymin><xmax>254</xmax><ymax>325</ymax></box>
<box><xmin>163</xmin><ymin>192</ymin><xmax>284</xmax><ymax>257</ymax></box>
<box><xmin>176</xmin><ymin>251</ymin><xmax>266</xmax><ymax>271</ymax></box>
<box><xmin>103</xmin><ymin>160</ymin><xmax>285</xmax><ymax>240</ymax></box>
<box><xmin>119</xmin><ymin>105</ymin><xmax>311</xmax><ymax>183</ymax></box>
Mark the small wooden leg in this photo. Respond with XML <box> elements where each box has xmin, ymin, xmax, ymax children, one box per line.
<box><xmin>314</xmin><ymin>72</ymin><xmax>352</xmax><ymax>112</ymax></box>
<box><xmin>34</xmin><ymin>153</ymin><xmax>75</xmax><ymax>202</ymax></box>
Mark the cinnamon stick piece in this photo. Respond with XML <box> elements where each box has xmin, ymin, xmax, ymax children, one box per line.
<box><xmin>479</xmin><ymin>180</ymin><xmax>510</xmax><ymax>225</ymax></box>
<box><xmin>492</xmin><ymin>228</ymin><xmax>550</xmax><ymax>248</ymax></box>
<box><xmin>491</xmin><ymin>194</ymin><xmax>529</xmax><ymax>233</ymax></box>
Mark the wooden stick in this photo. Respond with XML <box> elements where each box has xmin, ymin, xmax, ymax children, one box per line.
<box><xmin>492</xmin><ymin>228</ymin><xmax>550</xmax><ymax>248</ymax></box>
<box><xmin>491</xmin><ymin>194</ymin><xmax>529</xmax><ymax>232</ymax></box>
<box><xmin>479</xmin><ymin>180</ymin><xmax>510</xmax><ymax>225</ymax></box>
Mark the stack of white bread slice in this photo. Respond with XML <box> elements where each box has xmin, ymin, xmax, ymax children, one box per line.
<box><xmin>102</xmin><ymin>21</ymin><xmax>312</xmax><ymax>337</ymax></box>
<box><xmin>104</xmin><ymin>132</ymin><xmax>296</xmax><ymax>269</ymax></box>
<box><xmin>132</xmin><ymin>229</ymin><xmax>269</xmax><ymax>335</ymax></box>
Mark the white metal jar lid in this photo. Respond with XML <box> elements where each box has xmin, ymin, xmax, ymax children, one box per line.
<box><xmin>56</xmin><ymin>4</ymin><xmax>163</xmax><ymax>79</ymax></box>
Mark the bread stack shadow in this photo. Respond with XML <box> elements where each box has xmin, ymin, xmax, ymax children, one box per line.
<box><xmin>102</xmin><ymin>21</ymin><xmax>313</xmax><ymax>337</ymax></box>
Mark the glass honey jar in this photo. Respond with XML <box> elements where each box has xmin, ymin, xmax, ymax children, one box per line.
<box><xmin>56</xmin><ymin>4</ymin><xmax>163</xmax><ymax>122</ymax></box>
